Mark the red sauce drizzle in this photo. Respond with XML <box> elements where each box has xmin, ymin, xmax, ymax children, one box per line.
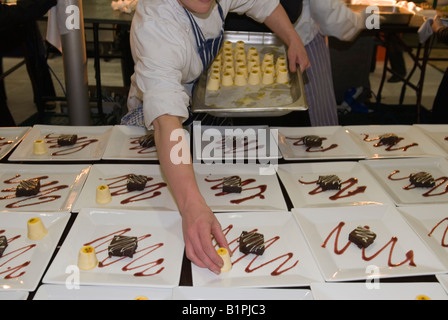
<box><xmin>205</xmin><ymin>176</ymin><xmax>266</xmax><ymax>204</ymax></box>
<box><xmin>0</xmin><ymin>137</ymin><xmax>13</xmax><ymax>149</ymax></box>
<box><xmin>44</xmin><ymin>133</ymin><xmax>99</xmax><ymax>156</ymax></box>
<box><xmin>129</xmin><ymin>137</ymin><xmax>157</xmax><ymax>155</ymax></box>
<box><xmin>299</xmin><ymin>177</ymin><xmax>367</xmax><ymax>200</ymax></box>
<box><xmin>388</xmin><ymin>170</ymin><xmax>448</xmax><ymax>197</ymax></box>
<box><xmin>428</xmin><ymin>217</ymin><xmax>448</xmax><ymax>247</ymax></box>
<box><xmin>0</xmin><ymin>230</ymin><xmax>36</xmax><ymax>279</ymax></box>
<box><xmin>103</xmin><ymin>175</ymin><xmax>167</xmax><ymax>204</ymax></box>
<box><xmin>362</xmin><ymin>134</ymin><xmax>418</xmax><ymax>151</ymax></box>
<box><xmin>84</xmin><ymin>228</ymin><xmax>165</xmax><ymax>277</ymax></box>
<box><xmin>0</xmin><ymin>175</ymin><xmax>69</xmax><ymax>208</ymax></box>
<box><xmin>285</xmin><ymin>136</ymin><xmax>338</xmax><ymax>152</ymax></box>
<box><xmin>321</xmin><ymin>222</ymin><xmax>416</xmax><ymax>267</ymax></box>
<box><xmin>218</xmin><ymin>225</ymin><xmax>298</xmax><ymax>276</ymax></box>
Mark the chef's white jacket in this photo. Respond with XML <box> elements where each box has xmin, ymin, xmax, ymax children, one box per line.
<box><xmin>127</xmin><ymin>0</ymin><xmax>279</xmax><ymax>129</ymax></box>
<box><xmin>294</xmin><ymin>0</ymin><xmax>363</xmax><ymax>46</ymax></box>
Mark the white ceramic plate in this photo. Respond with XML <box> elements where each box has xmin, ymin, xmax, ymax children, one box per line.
<box><xmin>8</xmin><ymin>125</ymin><xmax>113</xmax><ymax>161</ymax></box>
<box><xmin>33</xmin><ymin>284</ymin><xmax>173</xmax><ymax>300</ymax></box>
<box><xmin>275</xmin><ymin>126</ymin><xmax>366</xmax><ymax>160</ymax></box>
<box><xmin>102</xmin><ymin>125</ymin><xmax>158</xmax><ymax>160</ymax></box>
<box><xmin>0</xmin><ymin>212</ymin><xmax>70</xmax><ymax>291</ymax></box>
<box><xmin>345</xmin><ymin>125</ymin><xmax>446</xmax><ymax>159</ymax></box>
<box><xmin>414</xmin><ymin>124</ymin><xmax>448</xmax><ymax>156</ymax></box>
<box><xmin>193</xmin><ymin>163</ymin><xmax>287</xmax><ymax>212</ymax></box>
<box><xmin>172</xmin><ymin>286</ymin><xmax>313</xmax><ymax>300</ymax></box>
<box><xmin>191</xmin><ymin>211</ymin><xmax>323</xmax><ymax>288</ymax></box>
<box><xmin>277</xmin><ymin>162</ymin><xmax>393</xmax><ymax>208</ymax></box>
<box><xmin>398</xmin><ymin>204</ymin><xmax>448</xmax><ymax>269</ymax></box>
<box><xmin>310</xmin><ymin>282</ymin><xmax>448</xmax><ymax>300</ymax></box>
<box><xmin>361</xmin><ymin>157</ymin><xmax>448</xmax><ymax>206</ymax></box>
<box><xmin>0</xmin><ymin>127</ymin><xmax>30</xmax><ymax>160</ymax></box>
<box><xmin>43</xmin><ymin>209</ymin><xmax>184</xmax><ymax>288</ymax></box>
<box><xmin>0</xmin><ymin>163</ymin><xmax>90</xmax><ymax>212</ymax></box>
<box><xmin>436</xmin><ymin>274</ymin><xmax>448</xmax><ymax>295</ymax></box>
<box><xmin>293</xmin><ymin>205</ymin><xmax>447</xmax><ymax>282</ymax></box>
<box><xmin>192</xmin><ymin>125</ymin><xmax>280</xmax><ymax>162</ymax></box>
<box><xmin>72</xmin><ymin>164</ymin><xmax>177</xmax><ymax>213</ymax></box>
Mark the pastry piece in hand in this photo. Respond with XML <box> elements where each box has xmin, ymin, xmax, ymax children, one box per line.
<box><xmin>239</xmin><ymin>231</ymin><xmax>265</xmax><ymax>256</ymax></box>
<box><xmin>16</xmin><ymin>179</ymin><xmax>41</xmax><ymax>197</ymax></box>
<box><xmin>318</xmin><ymin>175</ymin><xmax>341</xmax><ymax>191</ymax></box>
<box><xmin>349</xmin><ymin>225</ymin><xmax>376</xmax><ymax>249</ymax></box>
<box><xmin>409</xmin><ymin>172</ymin><xmax>435</xmax><ymax>188</ymax></box>
<box><xmin>379</xmin><ymin>133</ymin><xmax>400</xmax><ymax>146</ymax></box>
<box><xmin>0</xmin><ymin>236</ymin><xmax>8</xmax><ymax>257</ymax></box>
<box><xmin>302</xmin><ymin>135</ymin><xmax>323</xmax><ymax>148</ymax></box>
<box><xmin>217</xmin><ymin>247</ymin><xmax>232</xmax><ymax>273</ymax></box>
<box><xmin>57</xmin><ymin>134</ymin><xmax>78</xmax><ymax>146</ymax></box>
<box><xmin>138</xmin><ymin>132</ymin><xmax>155</xmax><ymax>148</ymax></box>
<box><xmin>108</xmin><ymin>235</ymin><xmax>138</xmax><ymax>258</ymax></box>
<box><xmin>126</xmin><ymin>174</ymin><xmax>147</xmax><ymax>191</ymax></box>
<box><xmin>222</xmin><ymin>176</ymin><xmax>242</xmax><ymax>194</ymax></box>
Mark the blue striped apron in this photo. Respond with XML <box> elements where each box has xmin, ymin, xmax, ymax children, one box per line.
<box><xmin>121</xmin><ymin>1</ymin><xmax>225</xmax><ymax>127</ymax></box>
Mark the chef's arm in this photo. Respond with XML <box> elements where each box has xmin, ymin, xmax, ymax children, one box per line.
<box><xmin>263</xmin><ymin>4</ymin><xmax>310</xmax><ymax>73</ymax></box>
<box><xmin>152</xmin><ymin>114</ymin><xmax>230</xmax><ymax>274</ymax></box>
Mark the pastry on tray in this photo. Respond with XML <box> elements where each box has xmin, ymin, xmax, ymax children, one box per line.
<box><xmin>239</xmin><ymin>231</ymin><xmax>265</xmax><ymax>256</ymax></box>
<box><xmin>348</xmin><ymin>225</ymin><xmax>376</xmax><ymax>249</ymax></box>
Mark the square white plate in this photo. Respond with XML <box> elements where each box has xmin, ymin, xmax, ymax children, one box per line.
<box><xmin>172</xmin><ymin>286</ymin><xmax>313</xmax><ymax>300</ymax></box>
<box><xmin>345</xmin><ymin>125</ymin><xmax>446</xmax><ymax>159</ymax></box>
<box><xmin>43</xmin><ymin>209</ymin><xmax>184</xmax><ymax>288</ymax></box>
<box><xmin>398</xmin><ymin>204</ymin><xmax>448</xmax><ymax>269</ymax></box>
<box><xmin>436</xmin><ymin>274</ymin><xmax>448</xmax><ymax>295</ymax></box>
<box><xmin>33</xmin><ymin>284</ymin><xmax>173</xmax><ymax>300</ymax></box>
<box><xmin>275</xmin><ymin>126</ymin><xmax>366</xmax><ymax>160</ymax></box>
<box><xmin>310</xmin><ymin>282</ymin><xmax>448</xmax><ymax>300</ymax></box>
<box><xmin>194</xmin><ymin>163</ymin><xmax>287</xmax><ymax>212</ymax></box>
<box><xmin>277</xmin><ymin>162</ymin><xmax>393</xmax><ymax>208</ymax></box>
<box><xmin>0</xmin><ymin>212</ymin><xmax>70</xmax><ymax>291</ymax></box>
<box><xmin>72</xmin><ymin>164</ymin><xmax>177</xmax><ymax>213</ymax></box>
<box><xmin>8</xmin><ymin>125</ymin><xmax>113</xmax><ymax>161</ymax></box>
<box><xmin>102</xmin><ymin>125</ymin><xmax>158</xmax><ymax>160</ymax></box>
<box><xmin>192</xmin><ymin>125</ymin><xmax>280</xmax><ymax>162</ymax></box>
<box><xmin>191</xmin><ymin>211</ymin><xmax>323</xmax><ymax>288</ymax></box>
<box><xmin>0</xmin><ymin>164</ymin><xmax>90</xmax><ymax>212</ymax></box>
<box><xmin>361</xmin><ymin>157</ymin><xmax>448</xmax><ymax>206</ymax></box>
<box><xmin>0</xmin><ymin>127</ymin><xmax>31</xmax><ymax>160</ymax></box>
<box><xmin>293</xmin><ymin>205</ymin><xmax>447</xmax><ymax>282</ymax></box>
<box><xmin>414</xmin><ymin>124</ymin><xmax>448</xmax><ymax>156</ymax></box>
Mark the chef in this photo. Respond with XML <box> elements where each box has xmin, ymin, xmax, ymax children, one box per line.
<box><xmin>121</xmin><ymin>0</ymin><xmax>310</xmax><ymax>275</ymax></box>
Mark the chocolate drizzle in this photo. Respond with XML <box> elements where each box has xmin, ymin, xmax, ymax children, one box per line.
<box><xmin>0</xmin><ymin>230</ymin><xmax>36</xmax><ymax>279</ymax></box>
<box><xmin>205</xmin><ymin>176</ymin><xmax>266</xmax><ymax>204</ymax></box>
<box><xmin>299</xmin><ymin>177</ymin><xmax>367</xmax><ymax>200</ymax></box>
<box><xmin>428</xmin><ymin>217</ymin><xmax>448</xmax><ymax>247</ymax></box>
<box><xmin>388</xmin><ymin>170</ymin><xmax>448</xmax><ymax>197</ymax></box>
<box><xmin>129</xmin><ymin>137</ymin><xmax>157</xmax><ymax>154</ymax></box>
<box><xmin>286</xmin><ymin>136</ymin><xmax>338</xmax><ymax>152</ymax></box>
<box><xmin>0</xmin><ymin>137</ymin><xmax>13</xmax><ymax>150</ymax></box>
<box><xmin>44</xmin><ymin>133</ymin><xmax>99</xmax><ymax>156</ymax></box>
<box><xmin>322</xmin><ymin>222</ymin><xmax>416</xmax><ymax>267</ymax></box>
<box><xmin>362</xmin><ymin>134</ymin><xmax>418</xmax><ymax>151</ymax></box>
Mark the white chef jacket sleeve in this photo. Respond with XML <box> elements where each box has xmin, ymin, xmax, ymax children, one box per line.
<box><xmin>131</xmin><ymin>18</ymin><xmax>194</xmax><ymax>128</ymax></box>
<box><xmin>225</xmin><ymin>0</ymin><xmax>280</xmax><ymax>23</ymax></box>
<box><xmin>309</xmin><ymin>0</ymin><xmax>364</xmax><ymax>42</ymax></box>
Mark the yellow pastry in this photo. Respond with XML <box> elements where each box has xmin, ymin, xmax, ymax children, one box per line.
<box><xmin>217</xmin><ymin>247</ymin><xmax>232</xmax><ymax>273</ymax></box>
<box><xmin>27</xmin><ymin>217</ymin><xmax>48</xmax><ymax>240</ymax></box>
<box><xmin>77</xmin><ymin>246</ymin><xmax>98</xmax><ymax>271</ymax></box>
<box><xmin>96</xmin><ymin>185</ymin><xmax>112</xmax><ymax>204</ymax></box>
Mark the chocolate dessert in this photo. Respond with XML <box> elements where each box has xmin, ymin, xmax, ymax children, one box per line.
<box><xmin>409</xmin><ymin>172</ymin><xmax>435</xmax><ymax>188</ymax></box>
<box><xmin>16</xmin><ymin>178</ymin><xmax>41</xmax><ymax>197</ymax></box>
<box><xmin>222</xmin><ymin>176</ymin><xmax>242</xmax><ymax>193</ymax></box>
<box><xmin>239</xmin><ymin>231</ymin><xmax>265</xmax><ymax>256</ymax></box>
<box><xmin>379</xmin><ymin>133</ymin><xmax>400</xmax><ymax>146</ymax></box>
<box><xmin>318</xmin><ymin>175</ymin><xmax>341</xmax><ymax>191</ymax></box>
<box><xmin>302</xmin><ymin>135</ymin><xmax>323</xmax><ymax>148</ymax></box>
<box><xmin>126</xmin><ymin>174</ymin><xmax>148</xmax><ymax>191</ymax></box>
<box><xmin>138</xmin><ymin>132</ymin><xmax>155</xmax><ymax>148</ymax></box>
<box><xmin>349</xmin><ymin>226</ymin><xmax>376</xmax><ymax>249</ymax></box>
<box><xmin>0</xmin><ymin>236</ymin><xmax>8</xmax><ymax>257</ymax></box>
<box><xmin>57</xmin><ymin>134</ymin><xmax>78</xmax><ymax>146</ymax></box>
<box><xmin>108</xmin><ymin>235</ymin><xmax>138</xmax><ymax>258</ymax></box>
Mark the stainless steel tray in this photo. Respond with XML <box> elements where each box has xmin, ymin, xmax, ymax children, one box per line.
<box><xmin>191</xmin><ymin>31</ymin><xmax>308</xmax><ymax>118</ymax></box>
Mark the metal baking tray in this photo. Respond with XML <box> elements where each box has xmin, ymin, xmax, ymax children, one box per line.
<box><xmin>191</xmin><ymin>31</ymin><xmax>308</xmax><ymax>118</ymax></box>
<box><xmin>348</xmin><ymin>4</ymin><xmax>414</xmax><ymax>25</ymax></box>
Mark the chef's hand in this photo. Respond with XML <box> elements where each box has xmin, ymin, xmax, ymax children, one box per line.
<box><xmin>287</xmin><ymin>40</ymin><xmax>311</xmax><ymax>74</ymax></box>
<box><xmin>182</xmin><ymin>201</ymin><xmax>230</xmax><ymax>275</ymax></box>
